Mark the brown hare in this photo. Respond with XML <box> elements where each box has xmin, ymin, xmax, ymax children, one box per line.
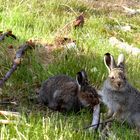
<box><xmin>38</xmin><ymin>70</ymin><xmax>99</xmax><ymax>112</ymax></box>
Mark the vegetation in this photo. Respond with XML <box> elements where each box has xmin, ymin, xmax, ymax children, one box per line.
<box><xmin>0</xmin><ymin>0</ymin><xmax>140</xmax><ymax>139</ymax></box>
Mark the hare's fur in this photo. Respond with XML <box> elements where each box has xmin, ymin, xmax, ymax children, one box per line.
<box><xmin>100</xmin><ymin>53</ymin><xmax>140</xmax><ymax>128</ymax></box>
<box><xmin>38</xmin><ymin>70</ymin><xmax>99</xmax><ymax>112</ymax></box>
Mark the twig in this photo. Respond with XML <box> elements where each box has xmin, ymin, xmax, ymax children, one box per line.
<box><xmin>54</xmin><ymin>19</ymin><xmax>75</xmax><ymax>36</ymax></box>
<box><xmin>74</xmin><ymin>118</ymin><xmax>114</xmax><ymax>132</ymax></box>
<box><xmin>0</xmin><ymin>63</ymin><xmax>18</xmax><ymax>87</ymax></box>
<box><xmin>83</xmin><ymin>118</ymin><xmax>114</xmax><ymax>130</ymax></box>
<box><xmin>0</xmin><ymin>31</ymin><xmax>16</xmax><ymax>41</ymax></box>
<box><xmin>0</xmin><ymin>101</ymin><xmax>17</xmax><ymax>105</ymax></box>
<box><xmin>0</xmin><ymin>40</ymin><xmax>35</xmax><ymax>88</ymax></box>
<box><xmin>60</xmin><ymin>4</ymin><xmax>78</xmax><ymax>16</ymax></box>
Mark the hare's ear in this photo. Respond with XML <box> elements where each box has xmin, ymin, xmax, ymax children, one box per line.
<box><xmin>76</xmin><ymin>70</ymin><xmax>88</xmax><ymax>87</ymax></box>
<box><xmin>104</xmin><ymin>53</ymin><xmax>116</xmax><ymax>71</ymax></box>
<box><xmin>117</xmin><ymin>54</ymin><xmax>125</xmax><ymax>69</ymax></box>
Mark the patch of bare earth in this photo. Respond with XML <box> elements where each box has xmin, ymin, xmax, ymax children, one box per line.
<box><xmin>81</xmin><ymin>0</ymin><xmax>140</xmax><ymax>13</ymax></box>
<box><xmin>33</xmin><ymin>37</ymin><xmax>76</xmax><ymax>67</ymax></box>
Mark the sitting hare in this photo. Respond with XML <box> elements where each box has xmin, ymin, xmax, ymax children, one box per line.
<box><xmin>99</xmin><ymin>53</ymin><xmax>140</xmax><ymax>128</ymax></box>
<box><xmin>37</xmin><ymin>70</ymin><xmax>99</xmax><ymax>112</ymax></box>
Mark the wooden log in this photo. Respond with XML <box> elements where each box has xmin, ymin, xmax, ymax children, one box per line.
<box><xmin>0</xmin><ymin>31</ymin><xmax>16</xmax><ymax>41</ymax></box>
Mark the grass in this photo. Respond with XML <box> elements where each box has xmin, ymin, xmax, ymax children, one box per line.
<box><xmin>0</xmin><ymin>0</ymin><xmax>140</xmax><ymax>139</ymax></box>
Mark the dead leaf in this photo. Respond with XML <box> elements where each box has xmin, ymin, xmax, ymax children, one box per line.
<box><xmin>73</xmin><ymin>14</ymin><xmax>84</xmax><ymax>28</ymax></box>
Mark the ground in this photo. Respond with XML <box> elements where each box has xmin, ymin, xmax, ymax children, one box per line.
<box><xmin>0</xmin><ymin>0</ymin><xmax>140</xmax><ymax>139</ymax></box>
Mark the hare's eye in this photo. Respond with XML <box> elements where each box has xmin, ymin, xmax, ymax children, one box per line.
<box><xmin>123</xmin><ymin>76</ymin><xmax>126</xmax><ymax>80</ymax></box>
<box><xmin>111</xmin><ymin>76</ymin><xmax>115</xmax><ymax>80</ymax></box>
<box><xmin>89</xmin><ymin>94</ymin><xmax>93</xmax><ymax>98</ymax></box>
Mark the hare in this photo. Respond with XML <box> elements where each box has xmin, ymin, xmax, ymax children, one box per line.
<box><xmin>37</xmin><ymin>70</ymin><xmax>99</xmax><ymax>112</ymax></box>
<box><xmin>99</xmin><ymin>53</ymin><xmax>140</xmax><ymax>128</ymax></box>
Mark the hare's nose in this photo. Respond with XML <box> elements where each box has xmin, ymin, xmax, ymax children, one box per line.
<box><xmin>117</xmin><ymin>82</ymin><xmax>121</xmax><ymax>87</ymax></box>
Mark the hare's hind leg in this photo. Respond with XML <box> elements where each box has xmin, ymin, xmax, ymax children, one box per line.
<box><xmin>134</xmin><ymin>114</ymin><xmax>140</xmax><ymax>129</ymax></box>
<box><xmin>129</xmin><ymin>113</ymin><xmax>140</xmax><ymax>129</ymax></box>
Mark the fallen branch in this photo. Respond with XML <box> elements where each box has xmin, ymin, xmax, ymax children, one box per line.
<box><xmin>0</xmin><ymin>111</ymin><xmax>20</xmax><ymax>117</ymax></box>
<box><xmin>0</xmin><ymin>30</ymin><xmax>16</xmax><ymax>41</ymax></box>
<box><xmin>0</xmin><ymin>40</ymin><xmax>35</xmax><ymax>88</ymax></box>
<box><xmin>0</xmin><ymin>101</ymin><xmax>17</xmax><ymax>105</ymax></box>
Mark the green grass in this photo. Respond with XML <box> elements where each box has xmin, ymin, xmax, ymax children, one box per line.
<box><xmin>0</xmin><ymin>0</ymin><xmax>140</xmax><ymax>139</ymax></box>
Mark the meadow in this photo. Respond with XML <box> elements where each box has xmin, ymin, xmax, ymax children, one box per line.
<box><xmin>0</xmin><ymin>0</ymin><xmax>140</xmax><ymax>139</ymax></box>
